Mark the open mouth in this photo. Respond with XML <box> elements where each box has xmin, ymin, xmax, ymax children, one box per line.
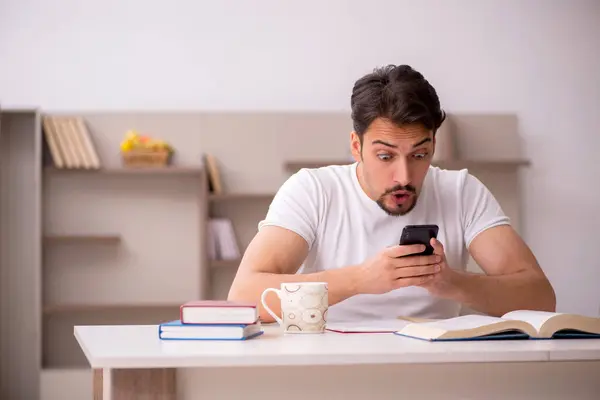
<box><xmin>391</xmin><ymin>192</ymin><xmax>411</xmax><ymax>204</ymax></box>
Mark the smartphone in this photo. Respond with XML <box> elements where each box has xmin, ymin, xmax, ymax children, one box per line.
<box><xmin>399</xmin><ymin>224</ymin><xmax>439</xmax><ymax>255</ymax></box>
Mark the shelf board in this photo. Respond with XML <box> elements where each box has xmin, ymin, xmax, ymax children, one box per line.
<box><xmin>284</xmin><ymin>160</ymin><xmax>352</xmax><ymax>171</ymax></box>
<box><xmin>43</xmin><ymin>303</ymin><xmax>182</xmax><ymax>314</ymax></box>
<box><xmin>436</xmin><ymin>159</ymin><xmax>531</xmax><ymax>170</ymax></box>
<box><xmin>43</xmin><ymin>234</ymin><xmax>121</xmax><ymax>244</ymax></box>
<box><xmin>41</xmin><ymin>367</ymin><xmax>91</xmax><ymax>372</ymax></box>
<box><xmin>209</xmin><ymin>193</ymin><xmax>274</xmax><ymax>201</ymax></box>
<box><xmin>210</xmin><ymin>259</ymin><xmax>241</xmax><ymax>268</ymax></box>
<box><xmin>0</xmin><ymin>107</ymin><xmax>39</xmax><ymax>114</ymax></box>
<box><xmin>44</xmin><ymin>166</ymin><xmax>204</xmax><ymax>175</ymax></box>
<box><xmin>284</xmin><ymin>159</ymin><xmax>531</xmax><ymax>172</ymax></box>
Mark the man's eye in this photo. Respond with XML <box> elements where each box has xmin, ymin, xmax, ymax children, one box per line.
<box><xmin>378</xmin><ymin>154</ymin><xmax>392</xmax><ymax>161</ymax></box>
<box><xmin>414</xmin><ymin>153</ymin><xmax>428</xmax><ymax>159</ymax></box>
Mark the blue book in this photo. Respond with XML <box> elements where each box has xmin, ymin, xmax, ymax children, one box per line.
<box><xmin>158</xmin><ymin>320</ymin><xmax>263</xmax><ymax>341</ymax></box>
<box><xmin>392</xmin><ymin>311</ymin><xmax>600</xmax><ymax>341</ymax></box>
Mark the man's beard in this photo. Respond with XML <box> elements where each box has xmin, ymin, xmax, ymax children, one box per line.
<box><xmin>376</xmin><ymin>184</ymin><xmax>418</xmax><ymax>217</ymax></box>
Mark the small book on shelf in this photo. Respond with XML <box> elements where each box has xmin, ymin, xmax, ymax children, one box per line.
<box><xmin>158</xmin><ymin>320</ymin><xmax>263</xmax><ymax>341</ymax></box>
<box><xmin>393</xmin><ymin>310</ymin><xmax>600</xmax><ymax>341</ymax></box>
<box><xmin>203</xmin><ymin>153</ymin><xmax>222</xmax><ymax>194</ymax></box>
<box><xmin>180</xmin><ymin>300</ymin><xmax>258</xmax><ymax>325</ymax></box>
<box><xmin>207</xmin><ymin>218</ymin><xmax>241</xmax><ymax>261</ymax></box>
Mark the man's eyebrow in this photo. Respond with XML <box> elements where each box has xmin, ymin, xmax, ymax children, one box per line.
<box><xmin>371</xmin><ymin>138</ymin><xmax>432</xmax><ymax>148</ymax></box>
<box><xmin>412</xmin><ymin>138</ymin><xmax>431</xmax><ymax>148</ymax></box>
<box><xmin>371</xmin><ymin>140</ymin><xmax>396</xmax><ymax>148</ymax></box>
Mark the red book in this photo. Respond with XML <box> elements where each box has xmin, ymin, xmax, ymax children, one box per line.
<box><xmin>179</xmin><ymin>300</ymin><xmax>258</xmax><ymax>325</ymax></box>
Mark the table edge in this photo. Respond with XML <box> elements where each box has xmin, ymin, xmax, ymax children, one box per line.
<box><xmin>73</xmin><ymin>325</ymin><xmax>600</xmax><ymax>369</ymax></box>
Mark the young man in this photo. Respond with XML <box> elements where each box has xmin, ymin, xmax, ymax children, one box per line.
<box><xmin>228</xmin><ymin>64</ymin><xmax>556</xmax><ymax>323</ymax></box>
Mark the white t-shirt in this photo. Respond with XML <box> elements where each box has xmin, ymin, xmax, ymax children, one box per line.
<box><xmin>258</xmin><ymin>162</ymin><xmax>510</xmax><ymax>322</ymax></box>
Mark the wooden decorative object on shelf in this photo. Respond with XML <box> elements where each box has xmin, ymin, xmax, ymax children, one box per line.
<box><xmin>120</xmin><ymin>130</ymin><xmax>174</xmax><ymax>168</ymax></box>
<box><xmin>121</xmin><ymin>148</ymin><xmax>171</xmax><ymax>167</ymax></box>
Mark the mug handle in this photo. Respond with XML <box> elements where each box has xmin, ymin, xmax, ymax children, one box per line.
<box><xmin>260</xmin><ymin>288</ymin><xmax>283</xmax><ymax>325</ymax></box>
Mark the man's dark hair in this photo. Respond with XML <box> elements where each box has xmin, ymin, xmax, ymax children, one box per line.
<box><xmin>350</xmin><ymin>64</ymin><xmax>446</xmax><ymax>139</ymax></box>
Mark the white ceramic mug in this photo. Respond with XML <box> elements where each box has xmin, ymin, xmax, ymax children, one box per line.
<box><xmin>261</xmin><ymin>282</ymin><xmax>328</xmax><ymax>333</ymax></box>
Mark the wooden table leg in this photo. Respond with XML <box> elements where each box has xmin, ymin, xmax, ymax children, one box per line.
<box><xmin>93</xmin><ymin>367</ymin><xmax>176</xmax><ymax>399</ymax></box>
<box><xmin>93</xmin><ymin>369</ymin><xmax>103</xmax><ymax>400</ymax></box>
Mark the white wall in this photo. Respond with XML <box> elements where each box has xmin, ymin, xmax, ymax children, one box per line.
<box><xmin>1</xmin><ymin>0</ymin><xmax>599</xmax><ymax>316</ymax></box>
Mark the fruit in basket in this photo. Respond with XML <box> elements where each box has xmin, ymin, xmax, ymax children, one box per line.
<box><xmin>120</xmin><ymin>130</ymin><xmax>173</xmax><ymax>153</ymax></box>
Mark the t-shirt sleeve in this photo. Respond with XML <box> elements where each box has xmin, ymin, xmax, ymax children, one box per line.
<box><xmin>461</xmin><ymin>172</ymin><xmax>511</xmax><ymax>248</ymax></box>
<box><xmin>257</xmin><ymin>169</ymin><xmax>321</xmax><ymax>249</ymax></box>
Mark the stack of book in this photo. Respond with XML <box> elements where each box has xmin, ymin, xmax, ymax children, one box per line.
<box><xmin>158</xmin><ymin>300</ymin><xmax>263</xmax><ymax>341</ymax></box>
<box><xmin>42</xmin><ymin>115</ymin><xmax>102</xmax><ymax>170</ymax></box>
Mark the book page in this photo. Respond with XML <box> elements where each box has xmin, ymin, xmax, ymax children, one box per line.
<box><xmin>408</xmin><ymin>315</ymin><xmax>505</xmax><ymax>332</ymax></box>
<box><xmin>326</xmin><ymin>319</ymin><xmax>411</xmax><ymax>333</ymax></box>
<box><xmin>501</xmin><ymin>310</ymin><xmax>560</xmax><ymax>332</ymax></box>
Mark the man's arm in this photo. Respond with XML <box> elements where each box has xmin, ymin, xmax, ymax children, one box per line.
<box><xmin>443</xmin><ymin>225</ymin><xmax>556</xmax><ymax>316</ymax></box>
<box><xmin>424</xmin><ymin>172</ymin><xmax>556</xmax><ymax>316</ymax></box>
<box><xmin>227</xmin><ymin>226</ymin><xmax>361</xmax><ymax>323</ymax></box>
<box><xmin>227</xmin><ymin>169</ymin><xmax>362</xmax><ymax>322</ymax></box>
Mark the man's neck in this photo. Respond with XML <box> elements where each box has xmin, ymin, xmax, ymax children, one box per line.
<box><xmin>355</xmin><ymin>161</ymin><xmax>378</xmax><ymax>202</ymax></box>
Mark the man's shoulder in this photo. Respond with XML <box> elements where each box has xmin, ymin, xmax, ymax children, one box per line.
<box><xmin>424</xmin><ymin>166</ymin><xmax>491</xmax><ymax>214</ymax></box>
<box><xmin>305</xmin><ymin>162</ymin><xmax>355</xmax><ymax>179</ymax></box>
<box><xmin>426</xmin><ymin>165</ymin><xmax>471</xmax><ymax>192</ymax></box>
<box><xmin>258</xmin><ymin>163</ymin><xmax>357</xmax><ymax>245</ymax></box>
<box><xmin>289</xmin><ymin>162</ymin><xmax>356</xmax><ymax>192</ymax></box>
<box><xmin>273</xmin><ymin>163</ymin><xmax>356</xmax><ymax>210</ymax></box>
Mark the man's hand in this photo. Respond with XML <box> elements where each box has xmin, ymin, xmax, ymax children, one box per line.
<box><xmin>417</xmin><ymin>238</ymin><xmax>461</xmax><ymax>299</ymax></box>
<box><xmin>356</xmin><ymin>244</ymin><xmax>442</xmax><ymax>295</ymax></box>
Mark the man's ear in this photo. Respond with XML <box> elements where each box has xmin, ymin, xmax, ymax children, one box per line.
<box><xmin>350</xmin><ymin>131</ymin><xmax>362</xmax><ymax>162</ymax></box>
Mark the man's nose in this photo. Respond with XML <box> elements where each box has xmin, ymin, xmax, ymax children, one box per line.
<box><xmin>393</xmin><ymin>158</ymin><xmax>411</xmax><ymax>186</ymax></box>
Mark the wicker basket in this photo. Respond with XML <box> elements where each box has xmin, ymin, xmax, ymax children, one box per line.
<box><xmin>121</xmin><ymin>149</ymin><xmax>171</xmax><ymax>167</ymax></box>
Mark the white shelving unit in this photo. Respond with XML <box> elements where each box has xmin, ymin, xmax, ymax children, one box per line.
<box><xmin>0</xmin><ymin>109</ymin><xmax>529</xmax><ymax>399</ymax></box>
<box><xmin>0</xmin><ymin>107</ymin><xmax>43</xmax><ymax>400</ymax></box>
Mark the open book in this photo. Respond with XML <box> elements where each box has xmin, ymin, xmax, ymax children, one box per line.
<box><xmin>326</xmin><ymin>319</ymin><xmax>411</xmax><ymax>333</ymax></box>
<box><xmin>394</xmin><ymin>310</ymin><xmax>600</xmax><ymax>341</ymax></box>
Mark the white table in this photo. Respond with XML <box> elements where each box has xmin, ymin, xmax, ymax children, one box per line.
<box><xmin>75</xmin><ymin>324</ymin><xmax>600</xmax><ymax>400</ymax></box>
